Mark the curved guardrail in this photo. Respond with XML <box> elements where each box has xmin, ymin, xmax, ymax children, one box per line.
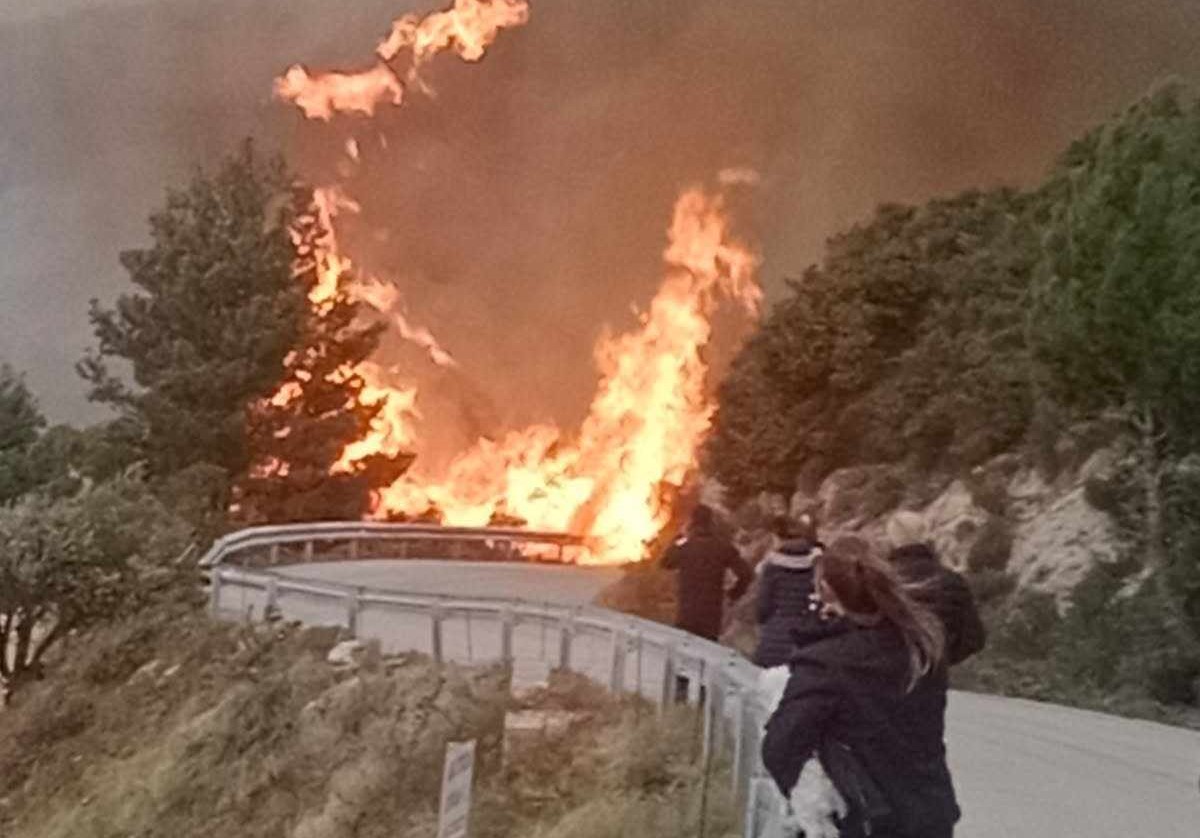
<box><xmin>205</xmin><ymin>523</ymin><xmax>786</xmax><ymax>837</ymax></box>
<box><xmin>200</xmin><ymin>521</ymin><xmax>586</xmax><ymax>568</ymax></box>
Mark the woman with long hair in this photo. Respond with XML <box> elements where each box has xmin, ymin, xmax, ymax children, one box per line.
<box><xmin>753</xmin><ymin>512</ymin><xmax>845</xmax><ymax>668</ymax></box>
<box><xmin>761</xmin><ymin>537</ymin><xmax>960</xmax><ymax>838</ymax></box>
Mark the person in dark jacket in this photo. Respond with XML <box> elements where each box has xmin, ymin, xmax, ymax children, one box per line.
<box><xmin>885</xmin><ymin>511</ymin><xmax>986</xmax><ymax>665</ymax></box>
<box><xmin>661</xmin><ymin>504</ymin><xmax>753</xmax><ymax>641</ymax></box>
<box><xmin>762</xmin><ymin>537</ymin><xmax>959</xmax><ymax>838</ymax></box>
<box><xmin>753</xmin><ymin>513</ymin><xmax>845</xmax><ymax>667</ymax></box>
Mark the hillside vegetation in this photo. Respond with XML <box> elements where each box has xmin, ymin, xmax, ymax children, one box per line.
<box><xmin>0</xmin><ymin>603</ymin><xmax>735</xmax><ymax>838</ymax></box>
<box><xmin>704</xmin><ymin>83</ymin><xmax>1200</xmax><ymax>715</ymax></box>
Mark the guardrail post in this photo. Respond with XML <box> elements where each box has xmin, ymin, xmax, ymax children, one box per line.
<box><xmin>399</xmin><ymin>540</ymin><xmax>409</xmax><ymax>559</ymax></box>
<box><xmin>269</xmin><ymin>543</ymin><xmax>280</xmax><ymax>566</ymax></box>
<box><xmin>702</xmin><ymin>667</ymin><xmax>722</xmax><ymax>764</ymax></box>
<box><xmin>500</xmin><ymin>609</ymin><xmax>515</xmax><ymax>662</ymax></box>
<box><xmin>730</xmin><ymin>689</ymin><xmax>745</xmax><ymax>796</ymax></box>
<box><xmin>264</xmin><ymin>576</ymin><xmax>279</xmax><ymax>616</ymax></box>
<box><xmin>743</xmin><ymin>776</ymin><xmax>769</xmax><ymax>838</ymax></box>
<box><xmin>348</xmin><ymin>537</ymin><xmax>359</xmax><ymax>560</ymax></box>
<box><xmin>303</xmin><ymin>540</ymin><xmax>314</xmax><ymax>562</ymax></box>
<box><xmin>733</xmin><ymin>691</ymin><xmax>761</xmax><ymax>817</ymax></box>
<box><xmin>558</xmin><ymin>615</ymin><xmax>575</xmax><ymax>671</ymax></box>
<box><xmin>659</xmin><ymin>644</ymin><xmax>677</xmax><ymax>710</ymax></box>
<box><xmin>344</xmin><ymin>587</ymin><xmax>360</xmax><ymax>636</ymax></box>
<box><xmin>431</xmin><ymin>607</ymin><xmax>444</xmax><ymax>664</ymax></box>
<box><xmin>608</xmin><ymin>629</ymin><xmax>627</xmax><ymax>694</ymax></box>
<box><xmin>209</xmin><ymin>568</ymin><xmax>223</xmax><ymax>616</ymax></box>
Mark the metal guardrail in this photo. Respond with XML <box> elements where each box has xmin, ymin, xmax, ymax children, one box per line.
<box><xmin>200</xmin><ymin>521</ymin><xmax>587</xmax><ymax>568</ymax></box>
<box><xmin>205</xmin><ymin>523</ymin><xmax>787</xmax><ymax>837</ymax></box>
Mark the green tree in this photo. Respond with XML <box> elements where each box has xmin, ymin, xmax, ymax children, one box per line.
<box><xmin>708</xmin><ymin>189</ymin><xmax>1038</xmax><ymax>502</ymax></box>
<box><xmin>0</xmin><ymin>365</ymin><xmax>47</xmax><ymax>504</ymax></box>
<box><xmin>232</xmin><ymin>218</ymin><xmax>413</xmax><ymax>522</ymax></box>
<box><xmin>0</xmin><ymin>475</ymin><xmax>191</xmax><ymax>698</ymax></box>
<box><xmin>79</xmin><ymin>143</ymin><xmax>306</xmax><ymax>493</ymax></box>
<box><xmin>80</xmin><ymin>142</ymin><xmax>408</xmax><ymax>523</ymax></box>
<box><xmin>1032</xmin><ymin>83</ymin><xmax>1200</xmax><ymax>572</ymax></box>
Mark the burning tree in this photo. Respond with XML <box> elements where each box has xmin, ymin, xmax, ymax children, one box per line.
<box><xmin>79</xmin><ymin>142</ymin><xmax>411</xmax><ymax>524</ymax></box>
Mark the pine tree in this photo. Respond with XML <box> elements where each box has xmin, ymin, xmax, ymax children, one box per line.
<box><xmin>232</xmin><ymin>200</ymin><xmax>413</xmax><ymax>523</ymax></box>
<box><xmin>80</xmin><ymin>141</ymin><xmax>410</xmax><ymax>523</ymax></box>
<box><xmin>0</xmin><ymin>364</ymin><xmax>47</xmax><ymax>504</ymax></box>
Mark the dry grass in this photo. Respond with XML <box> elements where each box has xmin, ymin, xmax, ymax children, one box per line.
<box><xmin>0</xmin><ymin>605</ymin><xmax>737</xmax><ymax>838</ymax></box>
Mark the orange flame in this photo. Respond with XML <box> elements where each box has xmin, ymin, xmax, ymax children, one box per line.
<box><xmin>276</xmin><ymin>0</ymin><xmax>530</xmax><ymax>119</ymax></box>
<box><xmin>275</xmin><ymin>63</ymin><xmax>404</xmax><ymax>121</ymax></box>
<box><xmin>373</xmin><ymin>186</ymin><xmax>760</xmax><ymax>563</ymax></box>
<box><xmin>274</xmin><ymin>0</ymin><xmax>761</xmax><ymax>564</ymax></box>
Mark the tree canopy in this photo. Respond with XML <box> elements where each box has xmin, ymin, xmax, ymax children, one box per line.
<box><xmin>79</xmin><ymin>142</ymin><xmax>410</xmax><ymax>525</ymax></box>
<box><xmin>707</xmin><ymin>188</ymin><xmax>1039</xmax><ymax>502</ymax></box>
<box><xmin>1033</xmin><ymin>83</ymin><xmax>1200</xmax><ymax>454</ymax></box>
<box><xmin>0</xmin><ymin>474</ymin><xmax>191</xmax><ymax>696</ymax></box>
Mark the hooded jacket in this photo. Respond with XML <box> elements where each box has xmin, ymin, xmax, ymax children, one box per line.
<box><xmin>661</xmin><ymin>529</ymin><xmax>752</xmax><ymax>641</ymax></box>
<box><xmin>761</xmin><ymin>625</ymin><xmax>960</xmax><ymax>837</ymax></box>
<box><xmin>888</xmin><ymin>544</ymin><xmax>986</xmax><ymax>665</ymax></box>
<box><xmin>753</xmin><ymin>538</ymin><xmax>846</xmax><ymax>667</ymax></box>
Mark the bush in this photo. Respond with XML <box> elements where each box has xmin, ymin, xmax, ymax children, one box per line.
<box><xmin>968</xmin><ymin>569</ymin><xmax>1017</xmax><ymax>605</ymax></box>
<box><xmin>966</xmin><ymin>516</ymin><xmax>1014</xmax><ymax>573</ymax></box>
<box><xmin>991</xmin><ymin>591</ymin><xmax>1059</xmax><ymax>660</ymax></box>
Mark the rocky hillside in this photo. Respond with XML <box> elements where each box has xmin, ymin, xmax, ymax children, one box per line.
<box><xmin>610</xmin><ymin>86</ymin><xmax>1200</xmax><ymax>716</ymax></box>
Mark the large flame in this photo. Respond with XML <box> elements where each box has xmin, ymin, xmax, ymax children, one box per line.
<box><xmin>276</xmin><ymin>0</ymin><xmax>529</xmax><ymax>120</ymax></box>
<box><xmin>374</xmin><ymin>187</ymin><xmax>760</xmax><ymax>563</ymax></box>
<box><xmin>273</xmin><ymin>0</ymin><xmax>762</xmax><ymax>564</ymax></box>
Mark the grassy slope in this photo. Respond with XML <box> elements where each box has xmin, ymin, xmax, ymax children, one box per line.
<box><xmin>0</xmin><ymin>604</ymin><xmax>736</xmax><ymax>838</ymax></box>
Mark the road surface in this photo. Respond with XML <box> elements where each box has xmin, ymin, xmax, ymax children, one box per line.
<box><xmin>270</xmin><ymin>559</ymin><xmax>1199</xmax><ymax>838</ymax></box>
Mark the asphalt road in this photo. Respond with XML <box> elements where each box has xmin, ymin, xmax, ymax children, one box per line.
<box><xmin>276</xmin><ymin>559</ymin><xmax>1200</xmax><ymax>838</ymax></box>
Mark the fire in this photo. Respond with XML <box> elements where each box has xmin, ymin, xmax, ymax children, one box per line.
<box><xmin>273</xmin><ymin>0</ymin><xmax>762</xmax><ymax>564</ymax></box>
<box><xmin>276</xmin><ymin>0</ymin><xmax>530</xmax><ymax>120</ymax></box>
<box><xmin>374</xmin><ymin>187</ymin><xmax>760</xmax><ymax>563</ymax></box>
<box><xmin>275</xmin><ymin>63</ymin><xmax>404</xmax><ymax>121</ymax></box>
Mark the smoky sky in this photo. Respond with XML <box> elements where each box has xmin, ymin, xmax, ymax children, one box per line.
<box><xmin>2</xmin><ymin>0</ymin><xmax>1200</xmax><ymax>456</ymax></box>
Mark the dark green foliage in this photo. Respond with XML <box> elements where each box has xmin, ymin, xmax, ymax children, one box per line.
<box><xmin>0</xmin><ymin>366</ymin><xmax>47</xmax><ymax>504</ymax></box>
<box><xmin>79</xmin><ymin>142</ymin><xmax>306</xmax><ymax>483</ymax></box>
<box><xmin>230</xmin><ymin>200</ymin><xmax>413</xmax><ymax>524</ymax></box>
<box><xmin>708</xmin><ymin>189</ymin><xmax>1039</xmax><ymax>503</ymax></box>
<box><xmin>965</xmin><ymin>516</ymin><xmax>1014</xmax><ymax>573</ymax></box>
<box><xmin>0</xmin><ymin>475</ymin><xmax>192</xmax><ymax>697</ymax></box>
<box><xmin>1163</xmin><ymin>459</ymin><xmax>1200</xmax><ymax>638</ymax></box>
<box><xmin>80</xmin><ymin>141</ymin><xmax>410</xmax><ymax>524</ymax></box>
<box><xmin>966</xmin><ymin>569</ymin><xmax>1016</xmax><ymax>606</ymax></box>
<box><xmin>1033</xmin><ymin>83</ymin><xmax>1200</xmax><ymax>455</ymax></box>
<box><xmin>990</xmin><ymin>591</ymin><xmax>1060</xmax><ymax>661</ymax></box>
<box><xmin>1032</xmin><ymin>83</ymin><xmax>1200</xmax><ymax>577</ymax></box>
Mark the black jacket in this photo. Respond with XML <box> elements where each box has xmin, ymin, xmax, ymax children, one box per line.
<box><xmin>661</xmin><ymin>530</ymin><xmax>752</xmax><ymax>640</ymax></box>
<box><xmin>888</xmin><ymin>544</ymin><xmax>986</xmax><ymax>665</ymax></box>
<box><xmin>761</xmin><ymin>626</ymin><xmax>960</xmax><ymax>837</ymax></box>
<box><xmin>753</xmin><ymin>539</ymin><xmax>845</xmax><ymax>667</ymax></box>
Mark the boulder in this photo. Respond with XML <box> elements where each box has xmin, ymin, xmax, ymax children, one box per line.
<box><xmin>326</xmin><ymin>640</ymin><xmax>366</xmax><ymax>668</ymax></box>
<box><xmin>923</xmin><ymin>480</ymin><xmax>992</xmax><ymax>571</ymax></box>
<box><xmin>816</xmin><ymin>464</ymin><xmax>904</xmax><ymax>528</ymax></box>
<box><xmin>1010</xmin><ymin>485</ymin><xmax>1122</xmax><ymax>595</ymax></box>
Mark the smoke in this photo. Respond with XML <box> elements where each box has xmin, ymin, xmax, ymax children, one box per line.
<box><xmin>2</xmin><ymin>0</ymin><xmax>1199</xmax><ymax>432</ymax></box>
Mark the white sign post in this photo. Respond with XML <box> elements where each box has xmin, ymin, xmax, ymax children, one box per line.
<box><xmin>437</xmin><ymin>740</ymin><xmax>476</xmax><ymax>838</ymax></box>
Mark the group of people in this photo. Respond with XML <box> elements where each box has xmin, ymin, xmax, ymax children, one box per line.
<box><xmin>661</xmin><ymin>505</ymin><xmax>985</xmax><ymax>838</ymax></box>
